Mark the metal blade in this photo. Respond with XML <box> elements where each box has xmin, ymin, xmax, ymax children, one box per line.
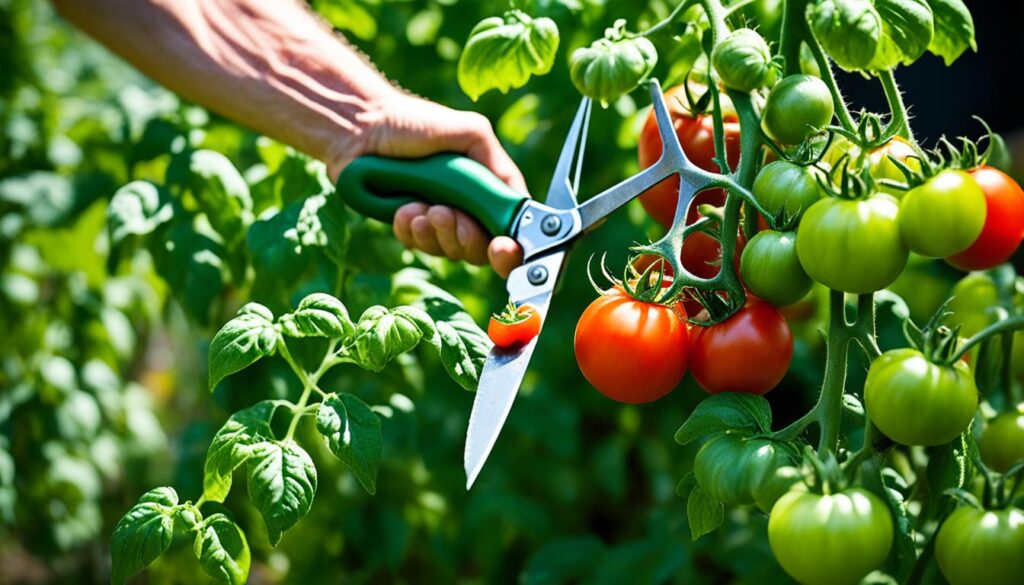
<box><xmin>544</xmin><ymin>98</ymin><xmax>592</xmax><ymax>210</ymax></box>
<box><xmin>465</xmin><ymin>251</ymin><xmax>565</xmax><ymax>489</ymax></box>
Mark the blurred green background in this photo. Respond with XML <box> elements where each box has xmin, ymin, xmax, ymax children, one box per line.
<box><xmin>0</xmin><ymin>1</ymin><xmax>1020</xmax><ymax>584</ymax></box>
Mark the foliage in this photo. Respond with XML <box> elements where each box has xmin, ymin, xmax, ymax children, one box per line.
<box><xmin>3</xmin><ymin>0</ymin><xmax>1024</xmax><ymax>584</ymax></box>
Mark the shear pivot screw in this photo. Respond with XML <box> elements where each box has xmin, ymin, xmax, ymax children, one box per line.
<box><xmin>527</xmin><ymin>265</ymin><xmax>548</xmax><ymax>285</ymax></box>
<box><xmin>541</xmin><ymin>215</ymin><xmax>562</xmax><ymax>235</ymax></box>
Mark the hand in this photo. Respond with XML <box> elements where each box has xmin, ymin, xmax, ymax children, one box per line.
<box><xmin>343</xmin><ymin>94</ymin><xmax>527</xmax><ymax>278</ymax></box>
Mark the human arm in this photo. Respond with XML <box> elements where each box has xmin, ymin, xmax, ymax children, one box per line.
<box><xmin>52</xmin><ymin>0</ymin><xmax>525</xmax><ymax>275</ymax></box>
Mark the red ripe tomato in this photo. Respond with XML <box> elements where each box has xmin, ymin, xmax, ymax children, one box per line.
<box><xmin>574</xmin><ymin>289</ymin><xmax>689</xmax><ymax>404</ymax></box>
<box><xmin>637</xmin><ymin>85</ymin><xmax>741</xmax><ymax>228</ymax></box>
<box><xmin>488</xmin><ymin>304</ymin><xmax>542</xmax><ymax>348</ymax></box>
<box><xmin>689</xmin><ymin>299</ymin><xmax>793</xmax><ymax>394</ymax></box>
<box><xmin>946</xmin><ymin>166</ymin><xmax>1024</xmax><ymax>271</ymax></box>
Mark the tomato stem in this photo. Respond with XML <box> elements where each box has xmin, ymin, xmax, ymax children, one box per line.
<box><xmin>800</xmin><ymin>19</ymin><xmax>857</xmax><ymax>134</ymax></box>
<box><xmin>949</xmin><ymin>315</ymin><xmax>1024</xmax><ymax>365</ymax></box>
<box><xmin>779</xmin><ymin>0</ymin><xmax>805</xmax><ymax>76</ymax></box>
<box><xmin>641</xmin><ymin>0</ymin><xmax>699</xmax><ymax>38</ymax></box>
<box><xmin>877</xmin><ymin>69</ymin><xmax>915</xmax><ymax>144</ymax></box>
<box><xmin>817</xmin><ymin>290</ymin><xmax>851</xmax><ymax>455</ymax></box>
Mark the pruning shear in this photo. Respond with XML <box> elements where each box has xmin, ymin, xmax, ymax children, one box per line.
<box><xmin>337</xmin><ymin>80</ymin><xmax>696</xmax><ymax>488</ymax></box>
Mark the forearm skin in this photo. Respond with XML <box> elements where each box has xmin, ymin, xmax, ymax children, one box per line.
<box><xmin>52</xmin><ymin>0</ymin><xmax>399</xmax><ymax>170</ymax></box>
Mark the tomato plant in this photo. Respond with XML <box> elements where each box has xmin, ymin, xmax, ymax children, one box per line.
<box><xmin>8</xmin><ymin>1</ymin><xmax>1024</xmax><ymax>584</ymax></box>
<box><xmin>688</xmin><ymin>300</ymin><xmax>793</xmax><ymax>395</ymax></box>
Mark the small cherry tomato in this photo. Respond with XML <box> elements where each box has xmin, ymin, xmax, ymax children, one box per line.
<box><xmin>488</xmin><ymin>303</ymin><xmax>542</xmax><ymax>348</ymax></box>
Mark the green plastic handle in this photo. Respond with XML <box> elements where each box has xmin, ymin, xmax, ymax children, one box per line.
<box><xmin>335</xmin><ymin>154</ymin><xmax>529</xmax><ymax>237</ymax></box>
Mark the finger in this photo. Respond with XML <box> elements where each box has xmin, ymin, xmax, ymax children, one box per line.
<box><xmin>488</xmin><ymin>236</ymin><xmax>524</xmax><ymax>279</ymax></box>
<box><xmin>456</xmin><ymin>114</ymin><xmax>530</xmax><ymax>195</ymax></box>
<box><xmin>453</xmin><ymin>210</ymin><xmax>490</xmax><ymax>266</ymax></box>
<box><xmin>410</xmin><ymin>215</ymin><xmax>444</xmax><ymax>256</ymax></box>
<box><xmin>394</xmin><ymin>202</ymin><xmax>429</xmax><ymax>249</ymax></box>
<box><xmin>427</xmin><ymin>206</ymin><xmax>463</xmax><ymax>261</ymax></box>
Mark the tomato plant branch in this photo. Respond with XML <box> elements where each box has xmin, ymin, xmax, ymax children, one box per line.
<box><xmin>779</xmin><ymin>0</ymin><xmax>807</xmax><ymax>76</ymax></box>
<box><xmin>801</xmin><ymin>23</ymin><xmax>857</xmax><ymax>133</ymax></box>
<box><xmin>950</xmin><ymin>315</ymin><xmax>1024</xmax><ymax>364</ymax></box>
<box><xmin>641</xmin><ymin>0</ymin><xmax>698</xmax><ymax>38</ymax></box>
<box><xmin>816</xmin><ymin>290</ymin><xmax>852</xmax><ymax>455</ymax></box>
<box><xmin>878</xmin><ymin>69</ymin><xmax>915</xmax><ymax>143</ymax></box>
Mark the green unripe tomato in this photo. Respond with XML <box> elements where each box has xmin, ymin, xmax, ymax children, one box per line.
<box><xmin>570</xmin><ymin>20</ymin><xmax>657</xmax><ymax>107</ymax></box>
<box><xmin>712</xmin><ymin>28</ymin><xmax>775</xmax><ymax>92</ymax></box>
<box><xmin>946</xmin><ymin>272</ymin><xmax>1001</xmax><ymax>337</ymax></box>
<box><xmin>808</xmin><ymin>0</ymin><xmax>882</xmax><ymax>71</ymax></box>
<box><xmin>769</xmin><ymin>488</ymin><xmax>894</xmax><ymax>585</ymax></box>
<box><xmin>864</xmin><ymin>348</ymin><xmax>978</xmax><ymax>446</ymax></box>
<box><xmin>693</xmin><ymin>433</ymin><xmax>792</xmax><ymax>506</ymax></box>
<box><xmin>753</xmin><ymin>465</ymin><xmax>804</xmax><ymax>514</ymax></box>
<box><xmin>978</xmin><ymin>406</ymin><xmax>1024</xmax><ymax>472</ymax></box>
<box><xmin>741</xmin><ymin>230</ymin><xmax>813</xmax><ymax>306</ymax></box>
<box><xmin>899</xmin><ymin>169</ymin><xmax>986</xmax><ymax>257</ymax></box>
<box><xmin>761</xmin><ymin>74</ymin><xmax>835</xmax><ymax>145</ymax></box>
<box><xmin>753</xmin><ymin>160</ymin><xmax>825</xmax><ymax>222</ymax></box>
<box><xmin>796</xmin><ymin>194</ymin><xmax>908</xmax><ymax>294</ymax></box>
<box><xmin>936</xmin><ymin>506</ymin><xmax>1024</xmax><ymax>585</ymax></box>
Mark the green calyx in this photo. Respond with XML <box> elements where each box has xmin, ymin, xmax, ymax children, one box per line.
<box><xmin>490</xmin><ymin>301</ymin><xmax>530</xmax><ymax>325</ymax></box>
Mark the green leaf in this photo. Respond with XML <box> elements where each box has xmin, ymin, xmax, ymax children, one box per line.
<box><xmin>924</xmin><ymin>0</ymin><xmax>975</xmax><ymax>65</ymax></box>
<box><xmin>808</xmin><ymin>0</ymin><xmax>883</xmax><ymax>71</ymax></box>
<box><xmin>194</xmin><ymin>514</ymin><xmax>250</xmax><ymax>585</ymax></box>
<box><xmin>869</xmin><ymin>0</ymin><xmax>934</xmax><ymax>70</ymax></box>
<box><xmin>278</xmin><ymin>293</ymin><xmax>355</xmax><ymax>339</ymax></box>
<box><xmin>106</xmin><ymin>181</ymin><xmax>173</xmax><ymax>247</ymax></box>
<box><xmin>392</xmin><ymin>270</ymin><xmax>491</xmax><ymax>390</ymax></box>
<box><xmin>316</xmin><ymin>393</ymin><xmax>383</xmax><ymax>494</ymax></box>
<box><xmin>110</xmin><ymin>487</ymin><xmax>179</xmax><ymax>585</ymax></box>
<box><xmin>247</xmin><ymin>200</ymin><xmax>305</xmax><ymax>284</ymax></box>
<box><xmin>351</xmin><ymin>305</ymin><xmax>431</xmax><ymax>371</ymax></box>
<box><xmin>148</xmin><ymin>220</ymin><xmax>226</xmax><ymax>325</ymax></box>
<box><xmin>424</xmin><ymin>299</ymin><xmax>490</xmax><ymax>391</ymax></box>
<box><xmin>203</xmin><ymin>400</ymin><xmax>288</xmax><ymax>502</ymax></box>
<box><xmin>208</xmin><ymin>303</ymin><xmax>279</xmax><ymax>390</ymax></box>
<box><xmin>188</xmin><ymin>149</ymin><xmax>253</xmax><ymax>246</ymax></box>
<box><xmin>686</xmin><ymin>485</ymin><xmax>724</xmax><ymax>540</ymax></box>
<box><xmin>247</xmin><ymin>194</ymin><xmax>349</xmax><ymax>292</ymax></box>
<box><xmin>674</xmin><ymin>394</ymin><xmax>772</xmax><ymax>444</ymax></box>
<box><xmin>246</xmin><ymin>440</ymin><xmax>317</xmax><ymax>546</ymax></box>
<box><xmin>457</xmin><ymin>11</ymin><xmax>559</xmax><ymax>101</ymax></box>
